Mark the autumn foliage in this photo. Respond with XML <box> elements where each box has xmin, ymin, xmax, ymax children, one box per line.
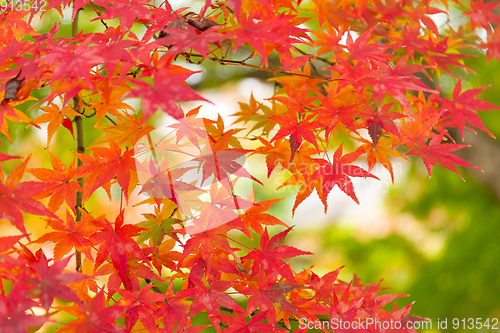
<box><xmin>1</xmin><ymin>0</ymin><xmax>499</xmax><ymax>331</ymax></box>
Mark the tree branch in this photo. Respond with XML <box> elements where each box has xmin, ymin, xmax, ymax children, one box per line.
<box><xmin>72</xmin><ymin>2</ymin><xmax>84</xmax><ymax>273</ymax></box>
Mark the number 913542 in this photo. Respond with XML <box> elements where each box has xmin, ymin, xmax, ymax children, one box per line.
<box><xmin>1</xmin><ymin>0</ymin><xmax>46</xmax><ymax>11</ymax></box>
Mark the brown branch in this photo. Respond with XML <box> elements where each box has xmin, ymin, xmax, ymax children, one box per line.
<box><xmin>72</xmin><ymin>2</ymin><xmax>84</xmax><ymax>273</ymax></box>
<box><xmin>180</xmin><ymin>52</ymin><xmax>331</xmax><ymax>81</ymax></box>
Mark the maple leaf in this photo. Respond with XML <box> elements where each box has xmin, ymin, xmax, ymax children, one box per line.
<box><xmin>483</xmin><ymin>27</ymin><xmax>500</xmax><ymax>62</ymax></box>
<box><xmin>154</xmin><ymin>281</ymin><xmax>190</xmax><ymax>333</ymax></box>
<box><xmin>57</xmin><ymin>291</ymin><xmax>126</xmax><ymax>333</ymax></box>
<box><xmin>116</xmin><ymin>283</ymin><xmax>167</xmax><ymax>333</ymax></box>
<box><xmin>356</xmin><ymin>137</ymin><xmax>408</xmax><ymax>183</ymax></box>
<box><xmin>438</xmin><ymin>78</ymin><xmax>499</xmax><ymax>139</ymax></box>
<box><xmin>241</xmin><ymin>271</ymin><xmax>299</xmax><ymax>326</ymax></box>
<box><xmin>181</xmin><ymin>183</ymin><xmax>251</xmax><ymax>236</ymax></box>
<box><xmin>240</xmin><ymin>197</ymin><xmax>288</xmax><ymax>235</ymax></box>
<box><xmin>166</xmin><ymin>106</ymin><xmax>208</xmax><ymax>150</ymax></box>
<box><xmin>269</xmin><ymin>84</ymin><xmax>317</xmax><ymax>115</ymax></box>
<box><xmin>311</xmin><ymin>144</ymin><xmax>379</xmax><ymax>207</ymax></box>
<box><xmin>90</xmin><ymin>210</ymin><xmax>148</xmax><ymax>290</ymax></box>
<box><xmin>311</xmin><ymin>0</ymin><xmax>353</xmax><ymax>28</ymax></box>
<box><xmin>75</xmin><ymin>137</ymin><xmax>137</xmax><ymax>201</ymax></box>
<box><xmin>280</xmin><ymin>173</ymin><xmax>325</xmax><ymax>216</ymax></box>
<box><xmin>32</xmin><ymin>101</ymin><xmax>81</xmax><ymax>146</ymax></box>
<box><xmin>136</xmin><ymin>202</ymin><xmax>180</xmax><ymax>246</ymax></box>
<box><xmin>406</xmin><ymin>131</ymin><xmax>481</xmax><ymax>180</ymax></box>
<box><xmin>27</xmin><ymin>151</ymin><xmax>82</xmax><ymax>213</ymax></box>
<box><xmin>87</xmin><ymin>79</ymin><xmax>134</xmax><ymax>125</ymax></box>
<box><xmin>34</xmin><ymin>210</ymin><xmax>97</xmax><ymax>260</ymax></box>
<box><xmin>93</xmin><ymin>0</ymin><xmax>152</xmax><ymax>31</ymax></box>
<box><xmin>243</xmin><ymin>227</ymin><xmax>312</xmax><ymax>283</ymax></box>
<box><xmin>23</xmin><ymin>251</ymin><xmax>86</xmax><ymax>310</ymax></box>
<box><xmin>232</xmin><ymin>93</ymin><xmax>282</xmax><ymax>136</ymax></box>
<box><xmin>126</xmin><ymin>66</ymin><xmax>209</xmax><ymax>121</ymax></box>
<box><xmin>253</xmin><ymin>137</ymin><xmax>291</xmax><ymax>177</ymax></box>
<box><xmin>97</xmin><ymin>111</ymin><xmax>154</xmax><ymax>146</ymax></box>
<box><xmin>157</xmin><ymin>25</ymin><xmax>225</xmax><ymax>58</ymax></box>
<box><xmin>191</xmin><ymin>134</ymin><xmax>261</xmax><ymax>191</ymax></box>
<box><xmin>221</xmin><ymin>309</ymin><xmax>281</xmax><ymax>333</ymax></box>
<box><xmin>343</xmin><ymin>25</ymin><xmax>394</xmax><ymax>67</ymax></box>
<box><xmin>229</xmin><ymin>13</ymin><xmax>306</xmax><ymax>65</ymax></box>
<box><xmin>271</xmin><ymin>110</ymin><xmax>323</xmax><ymax>163</ymax></box>
<box><xmin>316</xmin><ymin>88</ymin><xmax>359</xmax><ymax>140</ymax></box>
<box><xmin>309</xmin><ymin>266</ymin><xmax>344</xmax><ymax>304</ymax></box>
<box><xmin>358</xmin><ymin>103</ymin><xmax>406</xmax><ymax>146</ymax></box>
<box><xmin>0</xmin><ymin>156</ymin><xmax>59</xmax><ymax>235</ymax></box>
<box><xmin>463</xmin><ymin>0</ymin><xmax>500</xmax><ymax>30</ymax></box>
<box><xmin>360</xmin><ymin>53</ymin><xmax>435</xmax><ymax>112</ymax></box>
<box><xmin>102</xmin><ymin>255</ymin><xmax>162</xmax><ymax>295</ymax></box>
<box><xmin>0</xmin><ymin>152</ymin><xmax>20</xmax><ymax>162</ymax></box>
<box><xmin>177</xmin><ymin>276</ymin><xmax>243</xmax><ymax>333</ymax></box>
<box><xmin>177</xmin><ymin>222</ymin><xmax>237</xmax><ymax>276</ymax></box>
<box><xmin>37</xmin><ymin>35</ymin><xmax>104</xmax><ymax>93</ymax></box>
<box><xmin>312</xmin><ymin>25</ymin><xmax>346</xmax><ymax>57</ymax></box>
<box><xmin>0</xmin><ymin>287</ymin><xmax>46</xmax><ymax>332</ymax></box>
<box><xmin>0</xmin><ymin>235</ymin><xmax>24</xmax><ymax>253</ymax></box>
<box><xmin>150</xmin><ymin>238</ymin><xmax>182</xmax><ymax>273</ymax></box>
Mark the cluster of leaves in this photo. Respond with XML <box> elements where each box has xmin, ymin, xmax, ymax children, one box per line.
<box><xmin>1</xmin><ymin>0</ymin><xmax>499</xmax><ymax>331</ymax></box>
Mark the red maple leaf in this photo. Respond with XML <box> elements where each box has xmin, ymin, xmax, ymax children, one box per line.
<box><xmin>37</xmin><ymin>36</ymin><xmax>104</xmax><ymax>93</ymax></box>
<box><xmin>156</xmin><ymin>25</ymin><xmax>225</xmax><ymax>58</ymax></box>
<box><xmin>115</xmin><ymin>283</ymin><xmax>167</xmax><ymax>333</ymax></box>
<box><xmin>220</xmin><ymin>309</ymin><xmax>280</xmax><ymax>333</ymax></box>
<box><xmin>126</xmin><ymin>65</ymin><xmax>209</xmax><ymax>121</ymax></box>
<box><xmin>463</xmin><ymin>0</ymin><xmax>500</xmax><ymax>30</ymax></box>
<box><xmin>230</xmin><ymin>13</ymin><xmax>307</xmax><ymax>65</ymax></box>
<box><xmin>75</xmin><ymin>138</ymin><xmax>136</xmax><ymax>201</ymax></box>
<box><xmin>361</xmin><ymin>53</ymin><xmax>434</xmax><ymax>111</ymax></box>
<box><xmin>343</xmin><ymin>25</ymin><xmax>394</xmax><ymax>67</ymax></box>
<box><xmin>23</xmin><ymin>252</ymin><xmax>86</xmax><ymax>310</ymax></box>
<box><xmin>92</xmin><ymin>0</ymin><xmax>152</xmax><ymax>31</ymax></box>
<box><xmin>0</xmin><ymin>152</ymin><xmax>20</xmax><ymax>162</ymax></box>
<box><xmin>177</xmin><ymin>276</ymin><xmax>243</xmax><ymax>333</ymax></box>
<box><xmin>191</xmin><ymin>133</ymin><xmax>262</xmax><ymax>191</ymax></box>
<box><xmin>0</xmin><ymin>287</ymin><xmax>46</xmax><ymax>332</ymax></box>
<box><xmin>90</xmin><ymin>210</ymin><xmax>148</xmax><ymax>290</ymax></box>
<box><xmin>243</xmin><ymin>227</ymin><xmax>312</xmax><ymax>283</ymax></box>
<box><xmin>358</xmin><ymin>102</ymin><xmax>406</xmax><ymax>147</ymax></box>
<box><xmin>57</xmin><ymin>291</ymin><xmax>126</xmax><ymax>333</ymax></box>
<box><xmin>438</xmin><ymin>78</ymin><xmax>499</xmax><ymax>139</ymax></box>
<box><xmin>0</xmin><ymin>157</ymin><xmax>59</xmax><ymax>235</ymax></box>
<box><xmin>154</xmin><ymin>281</ymin><xmax>190</xmax><ymax>333</ymax></box>
<box><xmin>311</xmin><ymin>144</ymin><xmax>379</xmax><ymax>206</ymax></box>
<box><xmin>406</xmin><ymin>131</ymin><xmax>481</xmax><ymax>180</ymax></box>
<box><xmin>271</xmin><ymin>110</ymin><xmax>323</xmax><ymax>163</ymax></box>
<box><xmin>309</xmin><ymin>266</ymin><xmax>344</xmax><ymax>304</ymax></box>
<box><xmin>241</xmin><ymin>271</ymin><xmax>299</xmax><ymax>326</ymax></box>
<box><xmin>177</xmin><ymin>222</ymin><xmax>237</xmax><ymax>278</ymax></box>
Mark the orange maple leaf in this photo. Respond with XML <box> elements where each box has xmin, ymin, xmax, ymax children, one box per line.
<box><xmin>34</xmin><ymin>210</ymin><xmax>97</xmax><ymax>260</ymax></box>
<box><xmin>28</xmin><ymin>151</ymin><xmax>82</xmax><ymax>213</ymax></box>
<box><xmin>33</xmin><ymin>100</ymin><xmax>81</xmax><ymax>146</ymax></box>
